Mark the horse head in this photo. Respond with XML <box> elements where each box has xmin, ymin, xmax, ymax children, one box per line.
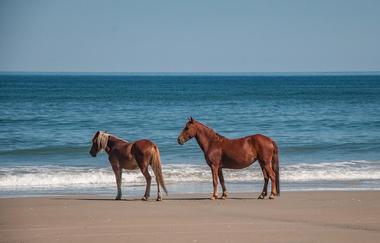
<box><xmin>177</xmin><ymin>117</ymin><xmax>197</xmax><ymax>145</ymax></box>
<box><xmin>89</xmin><ymin>131</ymin><xmax>109</xmax><ymax>157</ymax></box>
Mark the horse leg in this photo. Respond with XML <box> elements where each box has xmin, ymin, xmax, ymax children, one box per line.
<box><xmin>264</xmin><ymin>164</ymin><xmax>278</xmax><ymax>199</ymax></box>
<box><xmin>210</xmin><ymin>165</ymin><xmax>219</xmax><ymax>200</ymax></box>
<box><xmin>112</xmin><ymin>164</ymin><xmax>122</xmax><ymax>200</ymax></box>
<box><xmin>218</xmin><ymin>168</ymin><xmax>228</xmax><ymax>199</ymax></box>
<box><xmin>258</xmin><ymin>162</ymin><xmax>269</xmax><ymax>199</ymax></box>
<box><xmin>140</xmin><ymin>167</ymin><xmax>152</xmax><ymax>201</ymax></box>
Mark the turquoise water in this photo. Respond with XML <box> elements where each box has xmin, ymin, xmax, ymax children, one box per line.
<box><xmin>1</xmin><ymin>73</ymin><xmax>379</xmax><ymax>197</ymax></box>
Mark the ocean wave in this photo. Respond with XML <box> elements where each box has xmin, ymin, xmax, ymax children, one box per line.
<box><xmin>0</xmin><ymin>160</ymin><xmax>379</xmax><ymax>190</ymax></box>
<box><xmin>0</xmin><ymin>145</ymin><xmax>90</xmax><ymax>156</ymax></box>
<box><xmin>2</xmin><ymin>141</ymin><xmax>379</xmax><ymax>158</ymax></box>
<box><xmin>281</xmin><ymin>143</ymin><xmax>380</xmax><ymax>153</ymax></box>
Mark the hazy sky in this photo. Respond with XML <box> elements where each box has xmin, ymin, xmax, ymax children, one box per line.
<box><xmin>1</xmin><ymin>0</ymin><xmax>379</xmax><ymax>72</ymax></box>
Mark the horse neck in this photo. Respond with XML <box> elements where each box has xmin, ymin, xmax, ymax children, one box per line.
<box><xmin>105</xmin><ymin>135</ymin><xmax>128</xmax><ymax>152</ymax></box>
<box><xmin>194</xmin><ymin>123</ymin><xmax>216</xmax><ymax>153</ymax></box>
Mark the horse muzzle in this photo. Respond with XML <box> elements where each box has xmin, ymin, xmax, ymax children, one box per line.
<box><xmin>89</xmin><ymin>151</ymin><xmax>97</xmax><ymax>157</ymax></box>
<box><xmin>177</xmin><ymin>137</ymin><xmax>184</xmax><ymax>145</ymax></box>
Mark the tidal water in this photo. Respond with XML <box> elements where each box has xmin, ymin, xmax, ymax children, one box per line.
<box><xmin>1</xmin><ymin>73</ymin><xmax>379</xmax><ymax>197</ymax></box>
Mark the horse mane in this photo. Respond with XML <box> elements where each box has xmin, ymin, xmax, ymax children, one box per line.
<box><xmin>97</xmin><ymin>131</ymin><xmax>129</xmax><ymax>150</ymax></box>
<box><xmin>96</xmin><ymin>131</ymin><xmax>109</xmax><ymax>150</ymax></box>
<box><xmin>196</xmin><ymin>121</ymin><xmax>225</xmax><ymax>141</ymax></box>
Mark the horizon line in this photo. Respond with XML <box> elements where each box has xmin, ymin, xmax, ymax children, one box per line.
<box><xmin>1</xmin><ymin>70</ymin><xmax>380</xmax><ymax>76</ymax></box>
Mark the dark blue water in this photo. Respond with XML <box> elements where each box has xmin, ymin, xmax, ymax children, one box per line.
<box><xmin>1</xmin><ymin>73</ymin><xmax>379</xmax><ymax>197</ymax></box>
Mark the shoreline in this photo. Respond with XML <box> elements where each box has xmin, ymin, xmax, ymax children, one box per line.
<box><xmin>1</xmin><ymin>191</ymin><xmax>379</xmax><ymax>242</ymax></box>
<box><xmin>2</xmin><ymin>186</ymin><xmax>380</xmax><ymax>199</ymax></box>
<box><xmin>1</xmin><ymin>187</ymin><xmax>380</xmax><ymax>199</ymax></box>
<box><xmin>1</xmin><ymin>179</ymin><xmax>380</xmax><ymax>199</ymax></box>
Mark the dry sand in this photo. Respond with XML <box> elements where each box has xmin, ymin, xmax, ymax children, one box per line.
<box><xmin>1</xmin><ymin>191</ymin><xmax>379</xmax><ymax>243</ymax></box>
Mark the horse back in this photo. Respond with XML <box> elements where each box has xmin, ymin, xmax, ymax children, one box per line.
<box><xmin>222</xmin><ymin>134</ymin><xmax>273</xmax><ymax>150</ymax></box>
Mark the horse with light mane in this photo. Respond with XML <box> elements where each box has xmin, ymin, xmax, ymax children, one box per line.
<box><xmin>89</xmin><ymin>131</ymin><xmax>167</xmax><ymax>201</ymax></box>
<box><xmin>177</xmin><ymin>117</ymin><xmax>280</xmax><ymax>200</ymax></box>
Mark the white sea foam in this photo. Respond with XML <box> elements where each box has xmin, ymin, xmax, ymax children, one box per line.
<box><xmin>0</xmin><ymin>161</ymin><xmax>379</xmax><ymax>192</ymax></box>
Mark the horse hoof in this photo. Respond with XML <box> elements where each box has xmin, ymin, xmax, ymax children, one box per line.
<box><xmin>141</xmin><ymin>196</ymin><xmax>148</xmax><ymax>201</ymax></box>
<box><xmin>115</xmin><ymin>196</ymin><xmax>121</xmax><ymax>200</ymax></box>
<box><xmin>210</xmin><ymin>196</ymin><xmax>217</xmax><ymax>200</ymax></box>
<box><xmin>258</xmin><ymin>192</ymin><xmax>267</xmax><ymax>199</ymax></box>
<box><xmin>156</xmin><ymin>197</ymin><xmax>162</xmax><ymax>201</ymax></box>
<box><xmin>269</xmin><ymin>194</ymin><xmax>276</xmax><ymax>200</ymax></box>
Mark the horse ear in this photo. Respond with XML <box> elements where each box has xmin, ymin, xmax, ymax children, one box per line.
<box><xmin>189</xmin><ymin>117</ymin><xmax>194</xmax><ymax>123</ymax></box>
<box><xmin>93</xmin><ymin>131</ymin><xmax>100</xmax><ymax>140</ymax></box>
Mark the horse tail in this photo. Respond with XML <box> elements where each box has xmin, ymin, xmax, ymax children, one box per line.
<box><xmin>150</xmin><ymin>145</ymin><xmax>168</xmax><ymax>195</ymax></box>
<box><xmin>272</xmin><ymin>141</ymin><xmax>280</xmax><ymax>196</ymax></box>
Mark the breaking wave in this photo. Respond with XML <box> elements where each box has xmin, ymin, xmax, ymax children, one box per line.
<box><xmin>0</xmin><ymin>160</ymin><xmax>379</xmax><ymax>191</ymax></box>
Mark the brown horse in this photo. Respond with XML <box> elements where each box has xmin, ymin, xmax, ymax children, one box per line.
<box><xmin>177</xmin><ymin>118</ymin><xmax>279</xmax><ymax>200</ymax></box>
<box><xmin>89</xmin><ymin>131</ymin><xmax>167</xmax><ymax>201</ymax></box>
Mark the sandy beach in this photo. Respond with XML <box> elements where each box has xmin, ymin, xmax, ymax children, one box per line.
<box><xmin>1</xmin><ymin>191</ymin><xmax>379</xmax><ymax>243</ymax></box>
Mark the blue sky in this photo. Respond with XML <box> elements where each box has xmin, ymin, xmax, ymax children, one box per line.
<box><xmin>0</xmin><ymin>0</ymin><xmax>379</xmax><ymax>72</ymax></box>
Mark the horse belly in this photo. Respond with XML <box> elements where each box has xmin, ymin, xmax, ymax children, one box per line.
<box><xmin>221</xmin><ymin>152</ymin><xmax>256</xmax><ymax>169</ymax></box>
<box><xmin>219</xmin><ymin>139</ymin><xmax>257</xmax><ymax>169</ymax></box>
<box><xmin>222</xmin><ymin>158</ymin><xmax>255</xmax><ymax>169</ymax></box>
<box><xmin>121</xmin><ymin>158</ymin><xmax>139</xmax><ymax>170</ymax></box>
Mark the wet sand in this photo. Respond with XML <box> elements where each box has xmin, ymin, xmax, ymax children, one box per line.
<box><xmin>1</xmin><ymin>191</ymin><xmax>379</xmax><ymax>243</ymax></box>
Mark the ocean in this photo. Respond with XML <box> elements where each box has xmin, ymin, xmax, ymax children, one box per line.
<box><xmin>0</xmin><ymin>73</ymin><xmax>379</xmax><ymax>197</ymax></box>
